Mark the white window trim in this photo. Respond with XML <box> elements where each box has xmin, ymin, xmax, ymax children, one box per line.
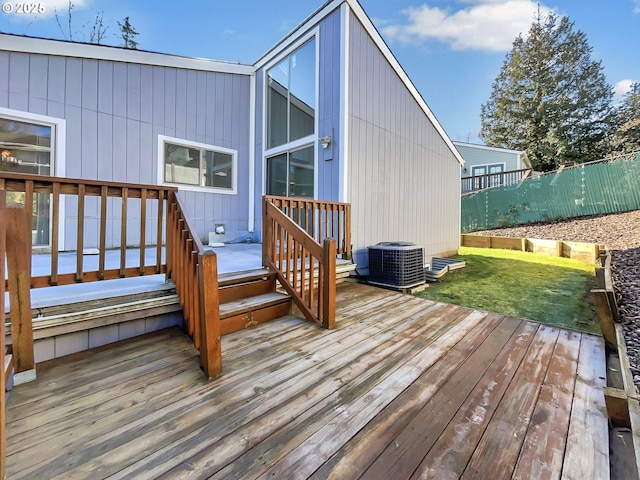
<box><xmin>0</xmin><ymin>107</ymin><xmax>67</xmax><ymax>250</ymax></box>
<box><xmin>261</xmin><ymin>29</ymin><xmax>320</xmax><ymax>200</ymax></box>
<box><xmin>157</xmin><ymin>135</ymin><xmax>238</xmax><ymax>195</ymax></box>
<box><xmin>471</xmin><ymin>162</ymin><xmax>507</xmax><ymax>175</ymax></box>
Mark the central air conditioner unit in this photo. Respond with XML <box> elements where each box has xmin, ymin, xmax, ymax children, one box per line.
<box><xmin>367</xmin><ymin>242</ymin><xmax>425</xmax><ymax>289</ymax></box>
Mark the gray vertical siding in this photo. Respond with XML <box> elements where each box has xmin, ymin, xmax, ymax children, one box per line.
<box><xmin>0</xmin><ymin>50</ymin><xmax>251</xmax><ymax>250</ymax></box>
<box><xmin>347</xmin><ymin>13</ymin><xmax>462</xmax><ymax>269</ymax></box>
<box><xmin>317</xmin><ymin>8</ymin><xmax>342</xmax><ymax>202</ymax></box>
<box><xmin>253</xmin><ymin>7</ymin><xmax>342</xmax><ymax>241</ymax></box>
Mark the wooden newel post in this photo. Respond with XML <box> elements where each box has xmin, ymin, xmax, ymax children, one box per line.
<box><xmin>198</xmin><ymin>250</ymin><xmax>222</xmax><ymax>380</ymax></box>
<box><xmin>6</xmin><ymin>205</ymin><xmax>35</xmax><ymax>384</ymax></box>
<box><xmin>321</xmin><ymin>238</ymin><xmax>337</xmax><ymax>330</ymax></box>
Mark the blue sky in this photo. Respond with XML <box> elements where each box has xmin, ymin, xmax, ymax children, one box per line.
<box><xmin>1</xmin><ymin>0</ymin><xmax>638</xmax><ymax>143</ymax></box>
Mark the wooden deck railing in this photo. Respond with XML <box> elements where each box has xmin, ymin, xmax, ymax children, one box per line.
<box><xmin>0</xmin><ymin>172</ymin><xmax>177</xmax><ymax>288</ymax></box>
<box><xmin>167</xmin><ymin>192</ymin><xmax>221</xmax><ymax>379</ymax></box>
<box><xmin>265</xmin><ymin>195</ymin><xmax>351</xmax><ymax>259</ymax></box>
<box><xmin>462</xmin><ymin>168</ymin><xmax>532</xmax><ymax>193</ymax></box>
<box><xmin>0</xmin><ymin>172</ymin><xmax>221</xmax><ymax>381</ymax></box>
<box><xmin>262</xmin><ymin>197</ymin><xmax>336</xmax><ymax>329</ymax></box>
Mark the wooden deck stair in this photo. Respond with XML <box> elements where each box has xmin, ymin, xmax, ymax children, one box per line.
<box><xmin>218</xmin><ymin>268</ymin><xmax>291</xmax><ymax>336</ymax></box>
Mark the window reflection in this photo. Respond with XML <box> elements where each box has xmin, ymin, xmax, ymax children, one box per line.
<box><xmin>266</xmin><ymin>145</ymin><xmax>314</xmax><ymax>199</ymax></box>
<box><xmin>266</xmin><ymin>39</ymin><xmax>316</xmax><ymax>149</ymax></box>
<box><xmin>164</xmin><ymin>140</ymin><xmax>234</xmax><ymax>191</ymax></box>
<box><xmin>0</xmin><ymin>117</ymin><xmax>52</xmax><ymax>246</ymax></box>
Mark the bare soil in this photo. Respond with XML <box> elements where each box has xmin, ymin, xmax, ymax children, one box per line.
<box><xmin>473</xmin><ymin>210</ymin><xmax>640</xmax><ymax>390</ymax></box>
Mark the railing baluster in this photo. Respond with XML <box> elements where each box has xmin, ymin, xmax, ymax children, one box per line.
<box><xmin>286</xmin><ymin>227</ymin><xmax>292</xmax><ymax>283</ymax></box>
<box><xmin>308</xmin><ymin>249</ymin><xmax>315</xmax><ymax>311</ymax></box>
<box><xmin>120</xmin><ymin>187</ymin><xmax>128</xmax><ymax>278</ymax></box>
<box><xmin>156</xmin><ymin>190</ymin><xmax>165</xmax><ymax>274</ymax></box>
<box><xmin>300</xmin><ymin>246</ymin><xmax>306</xmax><ymax>305</ymax></box>
<box><xmin>99</xmin><ymin>185</ymin><xmax>107</xmax><ymax>280</ymax></box>
<box><xmin>76</xmin><ymin>183</ymin><xmax>85</xmax><ymax>282</ymax></box>
<box><xmin>24</xmin><ymin>180</ymin><xmax>33</xmax><ymax>275</ymax></box>
<box><xmin>292</xmin><ymin>237</ymin><xmax>299</xmax><ymax>291</ymax></box>
<box><xmin>139</xmin><ymin>188</ymin><xmax>147</xmax><ymax>275</ymax></box>
<box><xmin>51</xmin><ymin>182</ymin><xmax>60</xmax><ymax>285</ymax></box>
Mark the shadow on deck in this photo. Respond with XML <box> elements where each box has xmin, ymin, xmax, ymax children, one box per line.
<box><xmin>5</xmin><ymin>282</ymin><xmax>608</xmax><ymax>479</ymax></box>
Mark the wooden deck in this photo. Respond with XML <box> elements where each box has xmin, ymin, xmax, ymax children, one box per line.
<box><xmin>5</xmin><ymin>283</ymin><xmax>609</xmax><ymax>479</ymax></box>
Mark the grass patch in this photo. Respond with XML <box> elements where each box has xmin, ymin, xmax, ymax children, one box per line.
<box><xmin>416</xmin><ymin>246</ymin><xmax>599</xmax><ymax>334</ymax></box>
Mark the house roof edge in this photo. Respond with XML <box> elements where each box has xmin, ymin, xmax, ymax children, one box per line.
<box><xmin>344</xmin><ymin>0</ymin><xmax>465</xmax><ymax>167</ymax></box>
<box><xmin>0</xmin><ymin>33</ymin><xmax>254</xmax><ymax>75</ymax></box>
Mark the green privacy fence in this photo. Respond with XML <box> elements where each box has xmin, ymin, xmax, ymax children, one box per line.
<box><xmin>461</xmin><ymin>152</ymin><xmax>640</xmax><ymax>233</ymax></box>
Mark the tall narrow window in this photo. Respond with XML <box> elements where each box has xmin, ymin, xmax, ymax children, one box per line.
<box><xmin>267</xmin><ymin>39</ymin><xmax>316</xmax><ymax>150</ymax></box>
<box><xmin>0</xmin><ymin>117</ymin><xmax>52</xmax><ymax>245</ymax></box>
<box><xmin>265</xmin><ymin>36</ymin><xmax>317</xmax><ymax>199</ymax></box>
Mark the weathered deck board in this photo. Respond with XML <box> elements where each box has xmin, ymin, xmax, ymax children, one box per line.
<box><xmin>408</xmin><ymin>320</ymin><xmax>540</xmax><ymax>479</ymax></box>
<box><xmin>5</xmin><ymin>283</ymin><xmax>609</xmax><ymax>479</ymax></box>
<box><xmin>561</xmin><ymin>333</ymin><xmax>609</xmax><ymax>480</ymax></box>
<box><xmin>512</xmin><ymin>329</ymin><xmax>581</xmax><ymax>480</ymax></box>
<box><xmin>461</xmin><ymin>325</ymin><xmax>562</xmax><ymax>479</ymax></box>
<box><xmin>358</xmin><ymin>314</ymin><xmax>523</xmax><ymax>480</ymax></box>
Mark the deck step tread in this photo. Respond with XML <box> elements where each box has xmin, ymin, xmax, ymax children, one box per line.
<box><xmin>219</xmin><ymin>292</ymin><xmax>290</xmax><ymax>319</ymax></box>
<box><xmin>218</xmin><ymin>268</ymin><xmax>274</xmax><ymax>287</ymax></box>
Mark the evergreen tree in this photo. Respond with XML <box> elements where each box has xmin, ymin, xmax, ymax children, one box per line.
<box><xmin>480</xmin><ymin>12</ymin><xmax>614</xmax><ymax>171</ymax></box>
<box><xmin>118</xmin><ymin>17</ymin><xmax>139</xmax><ymax>49</ymax></box>
<box><xmin>610</xmin><ymin>82</ymin><xmax>640</xmax><ymax>154</ymax></box>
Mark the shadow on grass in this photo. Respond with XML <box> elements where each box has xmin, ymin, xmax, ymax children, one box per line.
<box><xmin>417</xmin><ymin>252</ymin><xmax>599</xmax><ymax>334</ymax></box>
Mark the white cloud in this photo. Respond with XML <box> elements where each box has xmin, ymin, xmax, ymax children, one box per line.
<box><xmin>634</xmin><ymin>0</ymin><xmax>640</xmax><ymax>14</ymax></box>
<box><xmin>381</xmin><ymin>0</ymin><xmax>555</xmax><ymax>53</ymax></box>
<box><xmin>614</xmin><ymin>79</ymin><xmax>635</xmax><ymax>103</ymax></box>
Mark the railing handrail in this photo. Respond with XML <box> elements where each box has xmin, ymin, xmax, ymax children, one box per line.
<box><xmin>0</xmin><ymin>171</ymin><xmax>175</xmax><ymax>196</ymax></box>
<box><xmin>263</xmin><ymin>197</ymin><xmax>336</xmax><ymax>329</ymax></box>
<box><xmin>264</xmin><ymin>194</ymin><xmax>351</xmax><ymax>208</ymax></box>
<box><xmin>462</xmin><ymin>168</ymin><xmax>532</xmax><ymax>193</ymax></box>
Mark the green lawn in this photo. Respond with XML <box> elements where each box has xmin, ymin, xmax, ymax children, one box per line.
<box><xmin>416</xmin><ymin>246</ymin><xmax>600</xmax><ymax>334</ymax></box>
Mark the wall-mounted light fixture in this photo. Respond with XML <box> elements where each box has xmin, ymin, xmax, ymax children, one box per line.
<box><xmin>319</xmin><ymin>135</ymin><xmax>331</xmax><ymax>149</ymax></box>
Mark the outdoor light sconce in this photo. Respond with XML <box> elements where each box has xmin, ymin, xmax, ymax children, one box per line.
<box><xmin>319</xmin><ymin>135</ymin><xmax>332</xmax><ymax>149</ymax></box>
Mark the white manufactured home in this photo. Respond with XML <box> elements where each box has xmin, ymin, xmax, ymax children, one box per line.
<box><xmin>0</xmin><ymin>0</ymin><xmax>463</xmax><ymax>271</ymax></box>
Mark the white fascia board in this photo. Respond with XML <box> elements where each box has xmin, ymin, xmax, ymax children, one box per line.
<box><xmin>253</xmin><ymin>0</ymin><xmax>343</xmax><ymax>70</ymax></box>
<box><xmin>0</xmin><ymin>34</ymin><xmax>254</xmax><ymax>75</ymax></box>
<box><xmin>452</xmin><ymin>141</ymin><xmax>524</xmax><ymax>156</ymax></box>
<box><xmin>344</xmin><ymin>0</ymin><xmax>465</xmax><ymax>167</ymax></box>
<box><xmin>339</xmin><ymin>2</ymin><xmax>349</xmax><ymax>203</ymax></box>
